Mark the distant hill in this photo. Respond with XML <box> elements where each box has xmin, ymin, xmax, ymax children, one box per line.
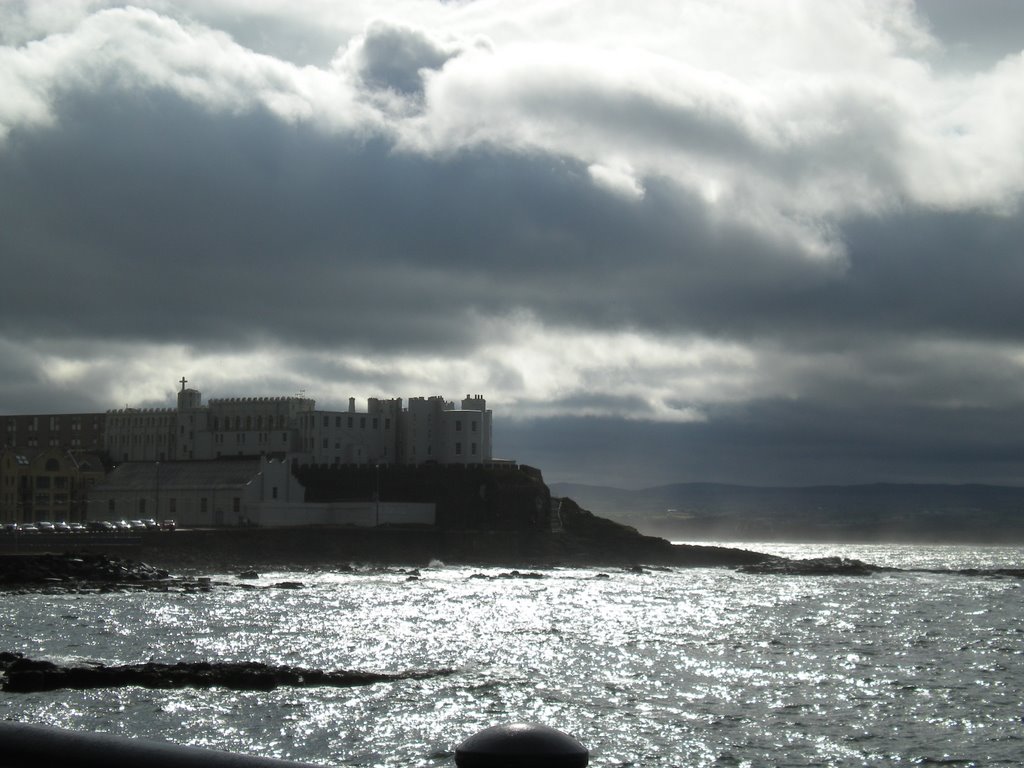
<box><xmin>548</xmin><ymin>481</ymin><xmax>1024</xmax><ymax>543</ymax></box>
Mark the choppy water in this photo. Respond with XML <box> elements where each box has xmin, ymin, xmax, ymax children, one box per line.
<box><xmin>2</xmin><ymin>543</ymin><xmax>1022</xmax><ymax>766</ymax></box>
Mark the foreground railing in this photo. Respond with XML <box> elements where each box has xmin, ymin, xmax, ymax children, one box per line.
<box><xmin>0</xmin><ymin>721</ymin><xmax>588</xmax><ymax>767</ymax></box>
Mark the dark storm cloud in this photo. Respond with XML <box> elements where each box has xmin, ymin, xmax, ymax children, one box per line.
<box><xmin>503</xmin><ymin>400</ymin><xmax>1024</xmax><ymax>489</ymax></box>
<box><xmin>348</xmin><ymin>20</ymin><xmax>458</xmax><ymax>97</ymax></box>
<box><xmin>1</xmin><ymin>1</ymin><xmax>1023</xmax><ymax>487</ymax></box>
<box><xmin>0</xmin><ymin>85</ymin><xmax>839</xmax><ymax>352</ymax></box>
<box><xmin>2</xmin><ymin>84</ymin><xmax>1022</xmax><ymax>408</ymax></box>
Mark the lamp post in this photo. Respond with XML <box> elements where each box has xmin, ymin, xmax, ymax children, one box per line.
<box><xmin>374</xmin><ymin>464</ymin><xmax>380</xmax><ymax>527</ymax></box>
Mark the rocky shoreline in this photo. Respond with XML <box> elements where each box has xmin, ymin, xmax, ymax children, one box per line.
<box><xmin>4</xmin><ymin>551</ymin><xmax>1021</xmax><ymax>595</ymax></box>
<box><xmin>0</xmin><ymin>652</ymin><xmax>453</xmax><ymax>693</ymax></box>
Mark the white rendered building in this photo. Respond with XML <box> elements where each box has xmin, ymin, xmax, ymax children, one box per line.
<box><xmin>89</xmin><ymin>456</ymin><xmax>435</xmax><ymax>527</ymax></box>
<box><xmin>105</xmin><ymin>382</ymin><xmax>493</xmax><ymax>467</ymax></box>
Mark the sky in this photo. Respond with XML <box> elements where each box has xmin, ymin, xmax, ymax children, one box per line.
<box><xmin>1</xmin><ymin>1</ymin><xmax>1023</xmax><ymax>489</ymax></box>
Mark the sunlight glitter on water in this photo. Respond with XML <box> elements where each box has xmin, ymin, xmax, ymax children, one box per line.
<box><xmin>2</xmin><ymin>545</ymin><xmax>1022</xmax><ymax>766</ymax></box>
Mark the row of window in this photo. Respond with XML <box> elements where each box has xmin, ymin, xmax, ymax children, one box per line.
<box><xmin>214</xmin><ymin>432</ymin><xmax>289</xmax><ymax>445</ymax></box>
<box><xmin>109</xmin><ymin>495</ymin><xmax>240</xmax><ymax>517</ymax></box>
<box><xmin>32</xmin><ymin>492</ymin><xmax>70</xmax><ymax>506</ymax></box>
<box><xmin>5</xmin><ymin>418</ymin><xmax>101</xmax><ymax>430</ymax></box>
<box><xmin>118</xmin><ymin>434</ymin><xmax>171</xmax><ymax>445</ymax></box>
<box><xmin>109</xmin><ymin>416</ymin><xmax>173</xmax><ymax>429</ymax></box>
<box><xmin>313</xmin><ymin>415</ymin><xmax>391</xmax><ymax>430</ymax></box>
<box><xmin>318</xmin><ymin>439</ymin><xmax>389</xmax><ymax>456</ymax></box>
<box><xmin>213</xmin><ymin>415</ymin><xmax>289</xmax><ymax>431</ymax></box>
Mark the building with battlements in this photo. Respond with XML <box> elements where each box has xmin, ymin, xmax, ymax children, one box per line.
<box><xmin>103</xmin><ymin>381</ymin><xmax>494</xmax><ymax>467</ymax></box>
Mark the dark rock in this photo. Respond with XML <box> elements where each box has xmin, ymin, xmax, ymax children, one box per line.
<box><xmin>497</xmin><ymin>570</ymin><xmax>545</xmax><ymax>579</ymax></box>
<box><xmin>0</xmin><ymin>653</ymin><xmax>455</xmax><ymax>693</ymax></box>
<box><xmin>272</xmin><ymin>581</ymin><xmax>304</xmax><ymax>589</ymax></box>
<box><xmin>468</xmin><ymin>570</ymin><xmax>546</xmax><ymax>581</ymax></box>
<box><xmin>0</xmin><ymin>553</ymin><xmax>171</xmax><ymax>587</ymax></box>
<box><xmin>737</xmin><ymin>556</ymin><xmax>881</xmax><ymax>576</ymax></box>
<box><xmin>237</xmin><ymin>570</ymin><xmax>260</xmax><ymax>580</ymax></box>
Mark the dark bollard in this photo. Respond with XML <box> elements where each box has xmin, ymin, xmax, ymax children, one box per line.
<box><xmin>0</xmin><ymin>721</ymin><xmax>322</xmax><ymax>768</ymax></box>
<box><xmin>455</xmin><ymin>723</ymin><xmax>588</xmax><ymax>767</ymax></box>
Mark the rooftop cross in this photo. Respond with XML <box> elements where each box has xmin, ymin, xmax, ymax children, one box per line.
<box><xmin>179</xmin><ymin>376</ymin><xmax>188</xmax><ymax>392</ymax></box>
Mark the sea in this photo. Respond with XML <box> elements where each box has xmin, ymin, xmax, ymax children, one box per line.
<box><xmin>2</xmin><ymin>542</ymin><xmax>1022</xmax><ymax>767</ymax></box>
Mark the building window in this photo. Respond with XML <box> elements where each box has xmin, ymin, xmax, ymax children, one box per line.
<box><xmin>348</xmin><ymin>417</ymin><xmax>353</xmax><ymax>428</ymax></box>
<box><xmin>232</xmin><ymin>497</ymin><xmax>240</xmax><ymax>513</ymax></box>
<box><xmin>385</xmin><ymin>418</ymin><xmax>391</xmax><ymax>430</ymax></box>
<box><xmin>456</xmin><ymin>420</ymin><xmax>462</xmax><ymax>432</ymax></box>
<box><xmin>472</xmin><ymin>442</ymin><xmax>477</xmax><ymax>455</ymax></box>
<box><xmin>201</xmin><ymin>498</ymin><xmax>208</xmax><ymax>514</ymax></box>
<box><xmin>360</xmin><ymin>417</ymin><xmax>365</xmax><ymax>429</ymax></box>
<box><xmin>336</xmin><ymin>416</ymin><xmax>341</xmax><ymax>427</ymax></box>
<box><xmin>372</xmin><ymin>418</ymin><xmax>378</xmax><ymax>429</ymax></box>
<box><xmin>169</xmin><ymin>498</ymin><xmax>177</xmax><ymax>514</ymax></box>
<box><xmin>472</xmin><ymin>421</ymin><xmax>478</xmax><ymax>432</ymax></box>
<box><xmin>322</xmin><ymin>438</ymin><xmax>328</xmax><ymax>448</ymax></box>
<box><xmin>455</xmin><ymin>442</ymin><xmax>462</xmax><ymax>455</ymax></box>
<box><xmin>272</xmin><ymin>487</ymin><xmax>278</xmax><ymax>499</ymax></box>
<box><xmin>323</xmin><ymin>416</ymin><xmax>329</xmax><ymax>427</ymax></box>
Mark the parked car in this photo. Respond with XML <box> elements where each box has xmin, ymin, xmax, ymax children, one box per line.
<box><xmin>36</xmin><ymin>521</ymin><xmax>55</xmax><ymax>532</ymax></box>
<box><xmin>86</xmin><ymin>520</ymin><xmax>115</xmax><ymax>532</ymax></box>
<box><xmin>160</xmin><ymin>519</ymin><xmax>176</xmax><ymax>531</ymax></box>
<box><xmin>53</xmin><ymin>521</ymin><xmax>72</xmax><ymax>532</ymax></box>
<box><xmin>18</xmin><ymin>523</ymin><xmax>39</xmax><ymax>533</ymax></box>
<box><xmin>113</xmin><ymin>520</ymin><xmax>132</xmax><ymax>530</ymax></box>
<box><xmin>129</xmin><ymin>520</ymin><xmax>148</xmax><ymax>531</ymax></box>
<box><xmin>142</xmin><ymin>518</ymin><xmax>159</xmax><ymax>530</ymax></box>
<box><xmin>4</xmin><ymin>522</ymin><xmax>18</xmax><ymax>533</ymax></box>
<box><xmin>69</xmin><ymin>522</ymin><xmax>86</xmax><ymax>532</ymax></box>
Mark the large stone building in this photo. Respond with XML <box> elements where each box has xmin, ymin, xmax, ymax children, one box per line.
<box><xmin>2</xmin><ymin>413</ymin><xmax>105</xmax><ymax>452</ymax></box>
<box><xmin>103</xmin><ymin>381</ymin><xmax>494</xmax><ymax>468</ymax></box>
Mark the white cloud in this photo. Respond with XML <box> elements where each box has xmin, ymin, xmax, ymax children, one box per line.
<box><xmin>587</xmin><ymin>162</ymin><xmax>644</xmax><ymax>199</ymax></box>
<box><xmin>3</xmin><ymin>1</ymin><xmax>1021</xmax><ymax>223</ymax></box>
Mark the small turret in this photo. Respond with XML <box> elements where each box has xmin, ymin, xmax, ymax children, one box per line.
<box><xmin>177</xmin><ymin>377</ymin><xmax>202</xmax><ymax>410</ymax></box>
<box><xmin>462</xmin><ymin>394</ymin><xmax>486</xmax><ymax>411</ymax></box>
